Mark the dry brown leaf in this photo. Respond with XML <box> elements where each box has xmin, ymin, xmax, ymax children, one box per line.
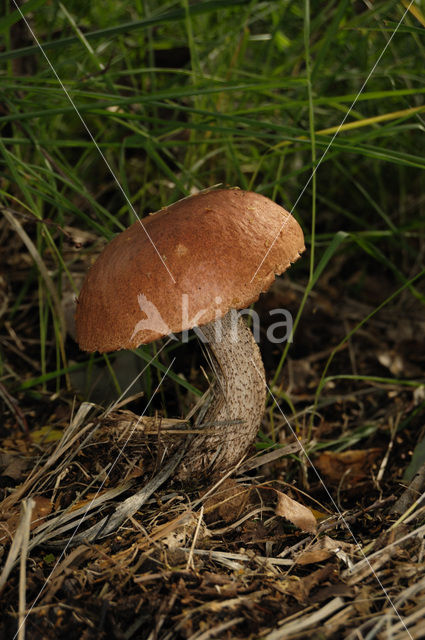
<box><xmin>275</xmin><ymin>565</ymin><xmax>334</xmax><ymax>603</ymax></box>
<box><xmin>310</xmin><ymin>582</ymin><xmax>355</xmax><ymax>603</ymax></box>
<box><xmin>275</xmin><ymin>490</ymin><xmax>317</xmax><ymax>533</ymax></box>
<box><xmin>203</xmin><ymin>478</ymin><xmax>250</xmax><ymax>523</ymax></box>
<box><xmin>353</xmin><ymin>585</ymin><xmax>374</xmax><ymax>616</ymax></box>
<box><xmin>30</xmin><ymin>495</ymin><xmax>52</xmax><ymax>526</ymax></box>
<box><xmin>296</xmin><ymin>535</ymin><xmax>356</xmax><ymax>565</ymax></box>
<box><xmin>0</xmin><ymin>453</ymin><xmax>27</xmax><ymax>481</ymax></box>
<box><xmin>315</xmin><ymin>449</ymin><xmax>381</xmax><ymax>485</ymax></box>
<box><xmin>1</xmin><ymin>495</ymin><xmax>52</xmax><ymax>541</ymax></box>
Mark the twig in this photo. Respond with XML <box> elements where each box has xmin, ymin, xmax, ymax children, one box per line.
<box><xmin>186</xmin><ymin>506</ymin><xmax>204</xmax><ymax>570</ymax></box>
<box><xmin>179</xmin><ymin>548</ymin><xmax>294</xmax><ymax>570</ymax></box>
<box><xmin>188</xmin><ymin>616</ymin><xmax>244</xmax><ymax>640</ymax></box>
<box><xmin>18</xmin><ymin>499</ymin><xmax>34</xmax><ymax>640</ymax></box>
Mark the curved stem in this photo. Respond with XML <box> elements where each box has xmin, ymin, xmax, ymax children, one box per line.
<box><xmin>179</xmin><ymin>311</ymin><xmax>266</xmax><ymax>478</ymax></box>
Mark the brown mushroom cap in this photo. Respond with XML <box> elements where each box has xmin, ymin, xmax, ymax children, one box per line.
<box><xmin>75</xmin><ymin>189</ymin><xmax>305</xmax><ymax>352</ymax></box>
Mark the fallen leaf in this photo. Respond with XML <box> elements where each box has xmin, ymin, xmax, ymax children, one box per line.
<box><xmin>0</xmin><ymin>453</ymin><xmax>27</xmax><ymax>481</ymax></box>
<box><xmin>310</xmin><ymin>582</ymin><xmax>355</xmax><ymax>603</ymax></box>
<box><xmin>31</xmin><ymin>425</ymin><xmax>64</xmax><ymax>444</ymax></box>
<box><xmin>275</xmin><ymin>490</ymin><xmax>317</xmax><ymax>533</ymax></box>
<box><xmin>353</xmin><ymin>585</ymin><xmax>374</xmax><ymax>616</ymax></box>
<box><xmin>310</xmin><ymin>507</ymin><xmax>330</xmax><ymax>522</ymax></box>
<box><xmin>296</xmin><ymin>535</ymin><xmax>356</xmax><ymax>565</ymax></box>
<box><xmin>315</xmin><ymin>449</ymin><xmax>381</xmax><ymax>485</ymax></box>
<box><xmin>203</xmin><ymin>478</ymin><xmax>250</xmax><ymax>523</ymax></box>
<box><xmin>31</xmin><ymin>495</ymin><xmax>52</xmax><ymax>527</ymax></box>
<box><xmin>275</xmin><ymin>565</ymin><xmax>334</xmax><ymax>603</ymax></box>
<box><xmin>1</xmin><ymin>495</ymin><xmax>52</xmax><ymax>541</ymax></box>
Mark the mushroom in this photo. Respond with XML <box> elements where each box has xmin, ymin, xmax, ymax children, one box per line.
<box><xmin>75</xmin><ymin>189</ymin><xmax>304</xmax><ymax>478</ymax></box>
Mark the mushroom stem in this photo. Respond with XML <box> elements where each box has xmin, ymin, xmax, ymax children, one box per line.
<box><xmin>179</xmin><ymin>311</ymin><xmax>266</xmax><ymax>477</ymax></box>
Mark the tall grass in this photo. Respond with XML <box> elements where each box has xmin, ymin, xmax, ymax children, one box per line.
<box><xmin>1</xmin><ymin>0</ymin><xmax>424</xmax><ymax>437</ymax></box>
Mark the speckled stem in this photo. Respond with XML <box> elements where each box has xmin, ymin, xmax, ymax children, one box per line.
<box><xmin>179</xmin><ymin>311</ymin><xmax>266</xmax><ymax>478</ymax></box>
